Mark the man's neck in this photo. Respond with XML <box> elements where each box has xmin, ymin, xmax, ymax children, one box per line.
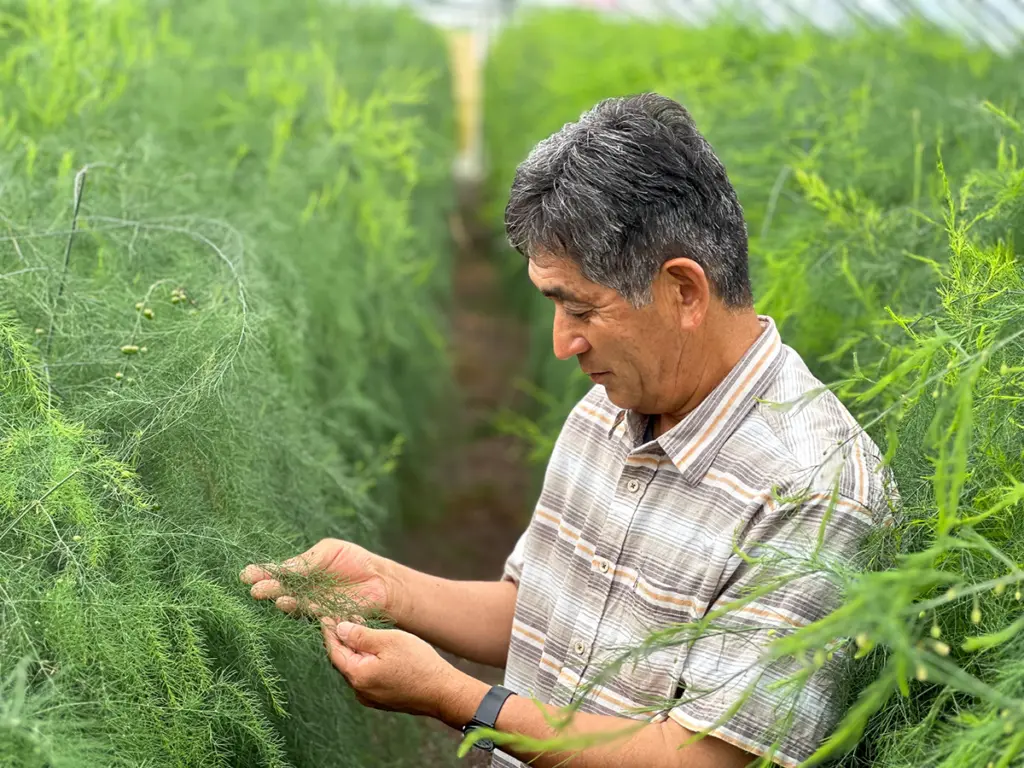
<box><xmin>655</xmin><ymin>310</ymin><xmax>765</xmax><ymax>438</ymax></box>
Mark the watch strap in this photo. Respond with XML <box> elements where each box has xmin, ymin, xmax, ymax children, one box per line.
<box><xmin>462</xmin><ymin>684</ymin><xmax>515</xmax><ymax>752</ymax></box>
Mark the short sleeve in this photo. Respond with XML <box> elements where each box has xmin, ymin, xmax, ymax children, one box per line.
<box><xmin>501</xmin><ymin>528</ymin><xmax>529</xmax><ymax>586</ymax></box>
<box><xmin>664</xmin><ymin>494</ymin><xmax>877</xmax><ymax>767</ymax></box>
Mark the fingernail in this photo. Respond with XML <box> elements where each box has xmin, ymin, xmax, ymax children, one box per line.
<box><xmin>335</xmin><ymin>621</ymin><xmax>353</xmax><ymax>640</ymax></box>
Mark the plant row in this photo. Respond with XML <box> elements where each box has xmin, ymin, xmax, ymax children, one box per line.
<box><xmin>0</xmin><ymin>1</ymin><xmax>458</xmax><ymax>765</ymax></box>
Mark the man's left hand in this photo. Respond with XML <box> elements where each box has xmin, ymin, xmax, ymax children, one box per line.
<box><xmin>319</xmin><ymin>619</ymin><xmax>757</xmax><ymax>768</ymax></box>
<box><xmin>320</xmin><ymin>618</ymin><xmax>465</xmax><ymax>719</ymax></box>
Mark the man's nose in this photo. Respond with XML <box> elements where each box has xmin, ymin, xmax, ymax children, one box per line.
<box><xmin>552</xmin><ymin>311</ymin><xmax>591</xmax><ymax>361</ymax></box>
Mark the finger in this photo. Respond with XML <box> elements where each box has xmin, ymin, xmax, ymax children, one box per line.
<box><xmin>240</xmin><ymin>564</ymin><xmax>275</xmax><ymax>584</ymax></box>
<box><xmin>334</xmin><ymin>622</ymin><xmax>385</xmax><ymax>654</ymax></box>
<box><xmin>271</xmin><ymin>595</ymin><xmax>326</xmax><ymax>618</ymax></box>
<box><xmin>249</xmin><ymin>579</ymin><xmax>284</xmax><ymax>600</ymax></box>
<box><xmin>275</xmin><ymin>596</ymin><xmax>300</xmax><ymax>615</ymax></box>
<box><xmin>322</xmin><ymin>620</ymin><xmax>356</xmax><ymax>673</ymax></box>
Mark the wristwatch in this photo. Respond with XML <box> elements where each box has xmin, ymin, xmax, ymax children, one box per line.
<box><xmin>461</xmin><ymin>684</ymin><xmax>515</xmax><ymax>752</ymax></box>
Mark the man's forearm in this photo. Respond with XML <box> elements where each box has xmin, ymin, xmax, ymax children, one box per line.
<box><xmin>385</xmin><ymin>560</ymin><xmax>517</xmax><ymax>669</ymax></box>
<box><xmin>434</xmin><ymin>673</ymin><xmax>752</xmax><ymax>768</ymax></box>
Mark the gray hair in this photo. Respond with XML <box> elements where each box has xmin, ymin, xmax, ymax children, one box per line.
<box><xmin>504</xmin><ymin>93</ymin><xmax>752</xmax><ymax>308</ymax></box>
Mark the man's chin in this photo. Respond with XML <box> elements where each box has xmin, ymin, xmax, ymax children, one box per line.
<box><xmin>600</xmin><ymin>383</ymin><xmax>636</xmax><ymax>411</ymax></box>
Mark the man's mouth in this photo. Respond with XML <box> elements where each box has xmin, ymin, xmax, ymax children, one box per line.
<box><xmin>585</xmin><ymin>371</ymin><xmax>610</xmax><ymax>382</ymax></box>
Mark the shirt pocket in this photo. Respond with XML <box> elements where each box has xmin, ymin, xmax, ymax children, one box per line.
<box><xmin>593</xmin><ymin>567</ymin><xmax>695</xmax><ymax>716</ymax></box>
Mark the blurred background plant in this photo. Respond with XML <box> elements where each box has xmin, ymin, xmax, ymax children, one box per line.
<box><xmin>0</xmin><ymin>0</ymin><xmax>459</xmax><ymax>765</ymax></box>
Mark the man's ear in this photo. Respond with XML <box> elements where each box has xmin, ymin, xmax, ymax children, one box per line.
<box><xmin>661</xmin><ymin>257</ymin><xmax>709</xmax><ymax>329</ymax></box>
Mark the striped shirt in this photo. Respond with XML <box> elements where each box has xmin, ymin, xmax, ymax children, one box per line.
<box><xmin>495</xmin><ymin>315</ymin><xmax>893</xmax><ymax>767</ymax></box>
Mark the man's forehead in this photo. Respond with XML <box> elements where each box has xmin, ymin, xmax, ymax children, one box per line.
<box><xmin>528</xmin><ymin>256</ymin><xmax>589</xmax><ymax>301</ymax></box>
<box><xmin>527</xmin><ymin>252</ymin><xmax>569</xmax><ymax>277</ymax></box>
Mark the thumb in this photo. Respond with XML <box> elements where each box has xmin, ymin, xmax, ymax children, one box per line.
<box><xmin>335</xmin><ymin>621</ymin><xmax>385</xmax><ymax>653</ymax></box>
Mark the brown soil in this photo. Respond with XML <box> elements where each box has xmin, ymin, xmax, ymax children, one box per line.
<box><xmin>387</xmin><ymin>178</ymin><xmax>534</xmax><ymax>765</ymax></box>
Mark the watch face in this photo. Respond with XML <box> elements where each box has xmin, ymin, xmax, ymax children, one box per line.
<box><xmin>463</xmin><ymin>725</ymin><xmax>495</xmax><ymax>752</ymax></box>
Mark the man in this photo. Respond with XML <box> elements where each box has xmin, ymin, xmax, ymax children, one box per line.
<box><xmin>241</xmin><ymin>93</ymin><xmax>890</xmax><ymax>767</ymax></box>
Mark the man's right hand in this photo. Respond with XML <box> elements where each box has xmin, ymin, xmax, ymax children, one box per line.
<box><xmin>240</xmin><ymin>538</ymin><xmax>396</xmax><ymax>622</ymax></box>
<box><xmin>241</xmin><ymin>537</ymin><xmax>518</xmax><ymax>669</ymax></box>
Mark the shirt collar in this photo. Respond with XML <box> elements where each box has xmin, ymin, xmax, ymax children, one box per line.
<box><xmin>608</xmin><ymin>315</ymin><xmax>784</xmax><ymax>484</ymax></box>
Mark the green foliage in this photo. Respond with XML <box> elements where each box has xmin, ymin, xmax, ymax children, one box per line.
<box><xmin>484</xmin><ymin>12</ymin><xmax>1024</xmax><ymax>767</ymax></box>
<box><xmin>829</xmin><ymin>139</ymin><xmax>1024</xmax><ymax>768</ymax></box>
<box><xmin>0</xmin><ymin>0</ymin><xmax>457</xmax><ymax>765</ymax></box>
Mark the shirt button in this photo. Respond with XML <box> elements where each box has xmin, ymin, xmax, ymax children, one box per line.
<box><xmin>627</xmin><ymin>479</ymin><xmax>640</xmax><ymax>493</ymax></box>
<box><xmin>573</xmin><ymin>640</ymin><xmax>588</xmax><ymax>656</ymax></box>
<box><xmin>598</xmin><ymin>559</ymin><xmax>610</xmax><ymax>574</ymax></box>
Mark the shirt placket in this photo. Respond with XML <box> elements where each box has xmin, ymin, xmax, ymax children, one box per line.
<box><xmin>553</xmin><ymin>448</ymin><xmax>657</xmax><ymax>708</ymax></box>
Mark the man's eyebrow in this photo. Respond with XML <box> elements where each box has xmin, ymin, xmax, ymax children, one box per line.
<box><xmin>541</xmin><ymin>286</ymin><xmax>587</xmax><ymax>304</ymax></box>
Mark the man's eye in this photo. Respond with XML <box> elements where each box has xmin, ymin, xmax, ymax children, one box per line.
<box><xmin>566</xmin><ymin>308</ymin><xmax>592</xmax><ymax>321</ymax></box>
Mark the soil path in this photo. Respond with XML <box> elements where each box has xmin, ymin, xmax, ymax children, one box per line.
<box><xmin>387</xmin><ymin>179</ymin><xmax>534</xmax><ymax>764</ymax></box>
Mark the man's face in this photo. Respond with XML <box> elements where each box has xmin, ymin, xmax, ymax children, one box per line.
<box><xmin>528</xmin><ymin>254</ymin><xmax>698</xmax><ymax>415</ymax></box>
